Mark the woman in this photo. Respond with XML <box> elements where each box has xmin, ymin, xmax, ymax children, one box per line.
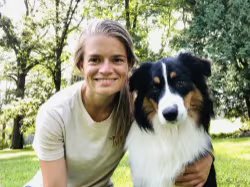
<box><xmin>25</xmin><ymin>19</ymin><xmax>213</xmax><ymax>187</ymax></box>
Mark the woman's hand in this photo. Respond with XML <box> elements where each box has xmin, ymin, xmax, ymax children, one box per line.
<box><xmin>175</xmin><ymin>154</ymin><xmax>213</xmax><ymax>187</ymax></box>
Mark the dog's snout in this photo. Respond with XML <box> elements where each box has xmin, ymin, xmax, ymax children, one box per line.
<box><xmin>162</xmin><ymin>104</ymin><xmax>178</xmax><ymax>121</ymax></box>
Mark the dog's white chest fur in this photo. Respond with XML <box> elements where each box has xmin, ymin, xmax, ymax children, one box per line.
<box><xmin>125</xmin><ymin>118</ymin><xmax>211</xmax><ymax>187</ymax></box>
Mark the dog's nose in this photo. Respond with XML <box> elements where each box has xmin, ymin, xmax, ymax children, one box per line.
<box><xmin>162</xmin><ymin>105</ymin><xmax>178</xmax><ymax>121</ymax></box>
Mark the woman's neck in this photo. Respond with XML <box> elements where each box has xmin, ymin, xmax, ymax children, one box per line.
<box><xmin>81</xmin><ymin>85</ymin><xmax>116</xmax><ymax>122</ymax></box>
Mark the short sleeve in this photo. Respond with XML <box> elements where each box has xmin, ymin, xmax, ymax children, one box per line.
<box><xmin>33</xmin><ymin>106</ymin><xmax>65</xmax><ymax>161</ymax></box>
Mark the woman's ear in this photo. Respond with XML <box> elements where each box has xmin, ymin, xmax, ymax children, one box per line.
<box><xmin>128</xmin><ymin>65</ymin><xmax>134</xmax><ymax>78</ymax></box>
<box><xmin>77</xmin><ymin>61</ymin><xmax>84</xmax><ymax>71</ymax></box>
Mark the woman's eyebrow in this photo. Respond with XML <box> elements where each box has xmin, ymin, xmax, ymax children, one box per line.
<box><xmin>88</xmin><ymin>54</ymin><xmax>100</xmax><ymax>57</ymax></box>
<box><xmin>86</xmin><ymin>54</ymin><xmax>126</xmax><ymax>58</ymax></box>
<box><xmin>112</xmin><ymin>54</ymin><xmax>126</xmax><ymax>58</ymax></box>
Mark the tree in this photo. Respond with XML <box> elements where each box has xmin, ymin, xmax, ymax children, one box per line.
<box><xmin>38</xmin><ymin>0</ymin><xmax>84</xmax><ymax>91</ymax></box>
<box><xmin>0</xmin><ymin>0</ymin><xmax>85</xmax><ymax>149</ymax></box>
<box><xmin>83</xmin><ymin>0</ymin><xmax>183</xmax><ymax>62</ymax></box>
<box><xmin>0</xmin><ymin>49</ymin><xmax>16</xmax><ymax>149</ymax></box>
<box><xmin>0</xmin><ymin>0</ymin><xmax>46</xmax><ymax>148</ymax></box>
<box><xmin>173</xmin><ymin>0</ymin><xmax>250</xmax><ymax>118</ymax></box>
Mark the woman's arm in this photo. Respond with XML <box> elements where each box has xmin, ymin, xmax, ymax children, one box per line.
<box><xmin>175</xmin><ymin>154</ymin><xmax>213</xmax><ymax>187</ymax></box>
<box><xmin>40</xmin><ymin>158</ymin><xmax>67</xmax><ymax>187</ymax></box>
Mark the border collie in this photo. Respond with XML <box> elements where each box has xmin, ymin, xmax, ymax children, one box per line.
<box><xmin>126</xmin><ymin>53</ymin><xmax>216</xmax><ymax>187</ymax></box>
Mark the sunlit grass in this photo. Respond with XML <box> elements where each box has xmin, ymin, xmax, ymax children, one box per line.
<box><xmin>112</xmin><ymin>153</ymin><xmax>133</xmax><ymax>187</ymax></box>
<box><xmin>0</xmin><ymin>148</ymin><xmax>35</xmax><ymax>159</ymax></box>
<box><xmin>213</xmin><ymin>137</ymin><xmax>250</xmax><ymax>186</ymax></box>
<box><xmin>0</xmin><ymin>146</ymin><xmax>39</xmax><ymax>187</ymax></box>
<box><xmin>0</xmin><ymin>138</ymin><xmax>249</xmax><ymax>187</ymax></box>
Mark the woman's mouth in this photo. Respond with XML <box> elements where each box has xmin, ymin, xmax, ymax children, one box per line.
<box><xmin>94</xmin><ymin>78</ymin><xmax>118</xmax><ymax>86</ymax></box>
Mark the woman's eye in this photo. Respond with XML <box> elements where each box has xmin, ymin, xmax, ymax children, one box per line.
<box><xmin>113</xmin><ymin>58</ymin><xmax>124</xmax><ymax>64</ymax></box>
<box><xmin>89</xmin><ymin>57</ymin><xmax>100</xmax><ymax>64</ymax></box>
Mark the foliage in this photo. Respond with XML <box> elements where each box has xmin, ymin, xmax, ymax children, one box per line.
<box><xmin>0</xmin><ymin>0</ymin><xmax>84</xmax><ymax>148</ymax></box>
<box><xmin>172</xmin><ymin>0</ymin><xmax>250</xmax><ymax>118</ymax></box>
<box><xmin>0</xmin><ymin>66</ymin><xmax>55</xmax><ymax>135</ymax></box>
<box><xmin>0</xmin><ymin>62</ymin><xmax>54</xmax><ymax>148</ymax></box>
<box><xmin>34</xmin><ymin>0</ymin><xmax>84</xmax><ymax>91</ymax></box>
<box><xmin>83</xmin><ymin>0</ymin><xmax>184</xmax><ymax>62</ymax></box>
<box><xmin>0</xmin><ymin>0</ymin><xmax>54</xmax><ymax>148</ymax></box>
<box><xmin>0</xmin><ymin>98</ymin><xmax>39</xmax><ymax>134</ymax></box>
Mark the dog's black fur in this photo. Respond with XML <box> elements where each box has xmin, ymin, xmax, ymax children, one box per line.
<box><xmin>126</xmin><ymin>53</ymin><xmax>217</xmax><ymax>187</ymax></box>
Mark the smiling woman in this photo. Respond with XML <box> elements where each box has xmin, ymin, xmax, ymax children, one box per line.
<box><xmin>79</xmin><ymin>35</ymin><xmax>129</xmax><ymax>99</ymax></box>
<box><xmin>24</xmin><ymin>19</ymin><xmax>215</xmax><ymax>187</ymax></box>
<box><xmin>25</xmin><ymin>19</ymin><xmax>137</xmax><ymax>187</ymax></box>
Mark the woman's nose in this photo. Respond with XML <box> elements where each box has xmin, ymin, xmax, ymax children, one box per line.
<box><xmin>99</xmin><ymin>60</ymin><xmax>113</xmax><ymax>74</ymax></box>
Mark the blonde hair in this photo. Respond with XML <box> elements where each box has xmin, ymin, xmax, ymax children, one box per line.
<box><xmin>74</xmin><ymin>19</ymin><xmax>138</xmax><ymax>145</ymax></box>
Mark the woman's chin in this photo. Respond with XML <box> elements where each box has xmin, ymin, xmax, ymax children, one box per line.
<box><xmin>93</xmin><ymin>87</ymin><xmax>120</xmax><ymax>97</ymax></box>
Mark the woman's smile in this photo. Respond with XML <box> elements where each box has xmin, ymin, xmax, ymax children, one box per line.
<box><xmin>80</xmin><ymin>35</ymin><xmax>129</xmax><ymax>97</ymax></box>
<box><xmin>94</xmin><ymin>78</ymin><xmax>118</xmax><ymax>86</ymax></box>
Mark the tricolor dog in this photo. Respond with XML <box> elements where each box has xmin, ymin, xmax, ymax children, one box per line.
<box><xmin>126</xmin><ymin>53</ymin><xmax>217</xmax><ymax>187</ymax></box>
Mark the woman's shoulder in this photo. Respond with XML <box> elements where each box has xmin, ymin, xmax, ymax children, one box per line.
<box><xmin>39</xmin><ymin>81</ymin><xmax>83</xmax><ymax>114</ymax></box>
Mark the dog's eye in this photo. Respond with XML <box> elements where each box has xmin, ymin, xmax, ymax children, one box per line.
<box><xmin>152</xmin><ymin>83</ymin><xmax>161</xmax><ymax>90</ymax></box>
<box><xmin>176</xmin><ymin>80</ymin><xmax>186</xmax><ymax>88</ymax></box>
<box><xmin>152</xmin><ymin>85</ymin><xmax>158</xmax><ymax>92</ymax></box>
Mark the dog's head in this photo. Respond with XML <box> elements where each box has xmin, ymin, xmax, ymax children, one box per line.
<box><xmin>129</xmin><ymin>53</ymin><xmax>214</xmax><ymax>132</ymax></box>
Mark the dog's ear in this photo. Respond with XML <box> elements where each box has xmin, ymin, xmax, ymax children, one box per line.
<box><xmin>179</xmin><ymin>53</ymin><xmax>214</xmax><ymax>131</ymax></box>
<box><xmin>178</xmin><ymin>53</ymin><xmax>212</xmax><ymax>77</ymax></box>
<box><xmin>129</xmin><ymin>62</ymin><xmax>154</xmax><ymax>132</ymax></box>
<box><xmin>129</xmin><ymin>63</ymin><xmax>152</xmax><ymax>92</ymax></box>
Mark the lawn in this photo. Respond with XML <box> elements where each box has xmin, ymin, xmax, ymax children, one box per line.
<box><xmin>212</xmin><ymin>137</ymin><xmax>250</xmax><ymax>186</ymax></box>
<box><xmin>0</xmin><ymin>137</ymin><xmax>249</xmax><ymax>187</ymax></box>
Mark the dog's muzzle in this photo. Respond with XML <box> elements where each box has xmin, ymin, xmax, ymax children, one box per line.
<box><xmin>162</xmin><ymin>104</ymin><xmax>178</xmax><ymax>122</ymax></box>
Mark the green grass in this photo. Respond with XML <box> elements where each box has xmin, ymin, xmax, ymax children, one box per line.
<box><xmin>112</xmin><ymin>153</ymin><xmax>133</xmax><ymax>187</ymax></box>
<box><xmin>213</xmin><ymin>137</ymin><xmax>250</xmax><ymax>186</ymax></box>
<box><xmin>0</xmin><ymin>146</ymin><xmax>39</xmax><ymax>187</ymax></box>
<box><xmin>0</xmin><ymin>138</ymin><xmax>249</xmax><ymax>187</ymax></box>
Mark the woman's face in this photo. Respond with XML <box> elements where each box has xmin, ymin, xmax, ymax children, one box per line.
<box><xmin>80</xmin><ymin>35</ymin><xmax>129</xmax><ymax>98</ymax></box>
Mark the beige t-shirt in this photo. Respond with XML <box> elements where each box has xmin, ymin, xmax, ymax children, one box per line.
<box><xmin>26</xmin><ymin>81</ymin><xmax>125</xmax><ymax>187</ymax></box>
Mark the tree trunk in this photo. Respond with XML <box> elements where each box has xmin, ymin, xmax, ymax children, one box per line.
<box><xmin>1</xmin><ymin>123</ymin><xmax>6</xmax><ymax>149</ymax></box>
<box><xmin>125</xmin><ymin>0</ymin><xmax>130</xmax><ymax>30</ymax></box>
<box><xmin>244</xmin><ymin>93</ymin><xmax>250</xmax><ymax>118</ymax></box>
<box><xmin>54</xmin><ymin>61</ymin><xmax>62</xmax><ymax>92</ymax></box>
<box><xmin>11</xmin><ymin>72</ymin><xmax>26</xmax><ymax>149</ymax></box>
<box><xmin>11</xmin><ymin>115</ymin><xmax>24</xmax><ymax>149</ymax></box>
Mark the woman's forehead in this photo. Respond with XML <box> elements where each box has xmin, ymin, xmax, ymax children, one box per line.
<box><xmin>84</xmin><ymin>35</ymin><xmax>127</xmax><ymax>57</ymax></box>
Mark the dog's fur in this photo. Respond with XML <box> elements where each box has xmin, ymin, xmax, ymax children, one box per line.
<box><xmin>125</xmin><ymin>53</ymin><xmax>217</xmax><ymax>187</ymax></box>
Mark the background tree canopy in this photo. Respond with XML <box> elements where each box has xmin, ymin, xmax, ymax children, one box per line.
<box><xmin>172</xmin><ymin>0</ymin><xmax>250</xmax><ymax>119</ymax></box>
<box><xmin>0</xmin><ymin>0</ymin><xmax>249</xmax><ymax>149</ymax></box>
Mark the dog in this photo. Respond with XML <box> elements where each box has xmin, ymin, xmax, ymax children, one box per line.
<box><xmin>125</xmin><ymin>53</ymin><xmax>217</xmax><ymax>187</ymax></box>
